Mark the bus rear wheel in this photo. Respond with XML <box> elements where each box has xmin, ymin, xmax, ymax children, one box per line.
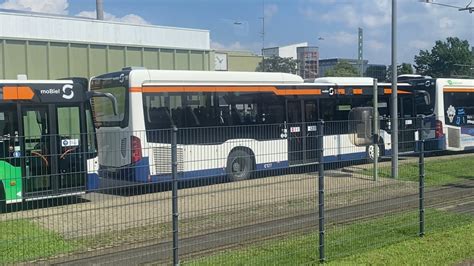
<box><xmin>367</xmin><ymin>143</ymin><xmax>384</xmax><ymax>162</ymax></box>
<box><xmin>226</xmin><ymin>150</ymin><xmax>254</xmax><ymax>182</ymax></box>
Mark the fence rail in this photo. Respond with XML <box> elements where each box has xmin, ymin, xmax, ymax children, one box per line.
<box><xmin>0</xmin><ymin>118</ymin><xmax>472</xmax><ymax>265</ymax></box>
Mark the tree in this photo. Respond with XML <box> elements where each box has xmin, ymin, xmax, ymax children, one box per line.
<box><xmin>414</xmin><ymin>37</ymin><xmax>473</xmax><ymax>78</ymax></box>
<box><xmin>256</xmin><ymin>56</ymin><xmax>298</xmax><ymax>74</ymax></box>
<box><xmin>386</xmin><ymin>63</ymin><xmax>413</xmax><ymax>81</ymax></box>
<box><xmin>324</xmin><ymin>60</ymin><xmax>359</xmax><ymax>77</ymax></box>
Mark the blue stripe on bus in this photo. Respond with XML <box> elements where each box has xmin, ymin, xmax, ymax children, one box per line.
<box><xmin>324</xmin><ymin>152</ymin><xmax>367</xmax><ymax>163</ymax></box>
<box><xmin>86</xmin><ymin>173</ymin><xmax>100</xmax><ymax>190</ymax></box>
<box><xmin>255</xmin><ymin>161</ymin><xmax>290</xmax><ymax>170</ymax></box>
<box><xmin>101</xmin><ymin>150</ymin><xmax>412</xmax><ymax>183</ymax></box>
<box><xmin>148</xmin><ymin>160</ymin><xmax>290</xmax><ymax>182</ymax></box>
<box><xmin>133</xmin><ymin>157</ymin><xmax>151</xmax><ymax>182</ymax></box>
<box><xmin>461</xmin><ymin>127</ymin><xmax>474</xmax><ymax>136</ymax></box>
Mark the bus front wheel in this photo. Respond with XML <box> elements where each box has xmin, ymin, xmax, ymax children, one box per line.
<box><xmin>226</xmin><ymin>150</ymin><xmax>254</xmax><ymax>181</ymax></box>
<box><xmin>0</xmin><ymin>184</ymin><xmax>6</xmax><ymax>214</ymax></box>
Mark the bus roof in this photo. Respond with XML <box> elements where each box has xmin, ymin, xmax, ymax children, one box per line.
<box><xmin>127</xmin><ymin>69</ymin><xmax>304</xmax><ymax>87</ymax></box>
<box><xmin>0</xmin><ymin>80</ymin><xmax>73</xmax><ymax>84</ymax></box>
<box><xmin>0</xmin><ymin>79</ymin><xmax>87</xmax><ymax>102</ymax></box>
<box><xmin>306</xmin><ymin>77</ymin><xmax>406</xmax><ymax>87</ymax></box>
<box><xmin>436</xmin><ymin>78</ymin><xmax>474</xmax><ymax>87</ymax></box>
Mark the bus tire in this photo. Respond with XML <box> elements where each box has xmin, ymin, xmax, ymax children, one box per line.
<box><xmin>367</xmin><ymin>142</ymin><xmax>384</xmax><ymax>162</ymax></box>
<box><xmin>226</xmin><ymin>149</ymin><xmax>254</xmax><ymax>181</ymax></box>
<box><xmin>0</xmin><ymin>183</ymin><xmax>6</xmax><ymax>214</ymax></box>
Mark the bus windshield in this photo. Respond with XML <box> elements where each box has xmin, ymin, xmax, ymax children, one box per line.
<box><xmin>91</xmin><ymin>85</ymin><xmax>127</xmax><ymax>128</ymax></box>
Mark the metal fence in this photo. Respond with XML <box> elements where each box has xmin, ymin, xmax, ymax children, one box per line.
<box><xmin>0</xmin><ymin>118</ymin><xmax>472</xmax><ymax>265</ymax></box>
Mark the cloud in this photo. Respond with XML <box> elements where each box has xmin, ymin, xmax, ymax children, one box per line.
<box><xmin>323</xmin><ymin>31</ymin><xmax>357</xmax><ymax>46</ymax></box>
<box><xmin>219</xmin><ymin>19</ymin><xmax>249</xmax><ymax>36</ymax></box>
<box><xmin>300</xmin><ymin>0</ymin><xmax>474</xmax><ymax>64</ymax></box>
<box><xmin>367</xmin><ymin>40</ymin><xmax>385</xmax><ymax>51</ymax></box>
<box><xmin>264</xmin><ymin>4</ymin><xmax>278</xmax><ymax>19</ymax></box>
<box><xmin>211</xmin><ymin>40</ymin><xmax>263</xmax><ymax>54</ymax></box>
<box><xmin>76</xmin><ymin>11</ymin><xmax>149</xmax><ymax>25</ymax></box>
<box><xmin>301</xmin><ymin>0</ymin><xmax>391</xmax><ymax>29</ymax></box>
<box><xmin>0</xmin><ymin>0</ymin><xmax>149</xmax><ymax>25</ymax></box>
<box><xmin>0</xmin><ymin>0</ymin><xmax>68</xmax><ymax>14</ymax></box>
<box><xmin>211</xmin><ymin>41</ymin><xmax>246</xmax><ymax>51</ymax></box>
<box><xmin>408</xmin><ymin>40</ymin><xmax>432</xmax><ymax>50</ymax></box>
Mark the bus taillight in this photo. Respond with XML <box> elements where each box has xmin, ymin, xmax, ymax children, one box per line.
<box><xmin>435</xmin><ymin>120</ymin><xmax>444</xmax><ymax>138</ymax></box>
<box><xmin>131</xmin><ymin>136</ymin><xmax>142</xmax><ymax>164</ymax></box>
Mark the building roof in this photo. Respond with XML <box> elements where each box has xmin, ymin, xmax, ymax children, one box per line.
<box><xmin>0</xmin><ymin>10</ymin><xmax>210</xmax><ymax>50</ymax></box>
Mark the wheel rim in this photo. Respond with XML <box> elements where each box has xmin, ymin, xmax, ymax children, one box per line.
<box><xmin>368</xmin><ymin>145</ymin><xmax>378</xmax><ymax>160</ymax></box>
<box><xmin>231</xmin><ymin>158</ymin><xmax>246</xmax><ymax>177</ymax></box>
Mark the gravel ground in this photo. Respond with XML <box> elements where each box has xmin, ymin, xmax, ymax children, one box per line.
<box><xmin>0</xmin><ymin>168</ymin><xmax>416</xmax><ymax>240</ymax></box>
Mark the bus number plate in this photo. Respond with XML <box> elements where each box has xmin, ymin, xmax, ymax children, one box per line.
<box><xmin>307</xmin><ymin>126</ymin><xmax>317</xmax><ymax>132</ymax></box>
<box><xmin>290</xmin><ymin>127</ymin><xmax>301</xmax><ymax>133</ymax></box>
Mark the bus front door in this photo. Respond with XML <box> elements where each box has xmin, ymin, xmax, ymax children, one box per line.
<box><xmin>20</xmin><ymin>104</ymin><xmax>87</xmax><ymax>199</ymax></box>
<box><xmin>287</xmin><ymin>100</ymin><xmax>319</xmax><ymax>166</ymax></box>
<box><xmin>304</xmin><ymin>101</ymin><xmax>319</xmax><ymax>163</ymax></box>
<box><xmin>20</xmin><ymin>106</ymin><xmax>54</xmax><ymax>198</ymax></box>
<box><xmin>287</xmin><ymin>100</ymin><xmax>304</xmax><ymax>165</ymax></box>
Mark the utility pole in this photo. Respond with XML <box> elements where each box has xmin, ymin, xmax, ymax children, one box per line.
<box><xmin>96</xmin><ymin>0</ymin><xmax>104</xmax><ymax>20</ymax></box>
<box><xmin>358</xmin><ymin>28</ymin><xmax>364</xmax><ymax>77</ymax></box>
<box><xmin>391</xmin><ymin>0</ymin><xmax>398</xmax><ymax>179</ymax></box>
<box><xmin>260</xmin><ymin>0</ymin><xmax>266</xmax><ymax>72</ymax></box>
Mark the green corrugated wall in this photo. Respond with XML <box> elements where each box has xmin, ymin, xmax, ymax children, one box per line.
<box><xmin>0</xmin><ymin>38</ymin><xmax>212</xmax><ymax>79</ymax></box>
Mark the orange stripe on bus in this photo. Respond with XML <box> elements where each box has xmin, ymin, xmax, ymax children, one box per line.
<box><xmin>337</xmin><ymin>89</ymin><xmax>345</xmax><ymax>94</ymax></box>
<box><xmin>353</xmin><ymin>88</ymin><xmax>363</xmax><ymax>95</ymax></box>
<box><xmin>3</xmin><ymin>86</ymin><xmax>35</xmax><ymax>100</ymax></box>
<box><xmin>129</xmin><ymin>87</ymin><xmax>142</xmax><ymax>93</ymax></box>
<box><xmin>383</xmin><ymin>88</ymin><xmax>411</xmax><ymax>94</ymax></box>
<box><xmin>133</xmin><ymin>86</ymin><xmax>322</xmax><ymax>96</ymax></box>
<box><xmin>444</xmin><ymin>87</ymin><xmax>474</xmax><ymax>93</ymax></box>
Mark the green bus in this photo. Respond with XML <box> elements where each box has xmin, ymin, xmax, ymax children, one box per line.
<box><xmin>0</xmin><ymin>78</ymin><xmax>116</xmax><ymax>212</ymax></box>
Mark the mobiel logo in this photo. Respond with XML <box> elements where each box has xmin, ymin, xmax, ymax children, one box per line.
<box><xmin>40</xmin><ymin>88</ymin><xmax>61</xmax><ymax>94</ymax></box>
<box><xmin>39</xmin><ymin>84</ymin><xmax>74</xmax><ymax>100</ymax></box>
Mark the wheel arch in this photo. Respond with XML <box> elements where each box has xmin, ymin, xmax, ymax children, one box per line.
<box><xmin>227</xmin><ymin>146</ymin><xmax>256</xmax><ymax>170</ymax></box>
<box><xmin>0</xmin><ymin>180</ymin><xmax>6</xmax><ymax>213</ymax></box>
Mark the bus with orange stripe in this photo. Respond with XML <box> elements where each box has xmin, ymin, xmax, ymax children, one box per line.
<box><xmin>402</xmin><ymin>77</ymin><xmax>474</xmax><ymax>152</ymax></box>
<box><xmin>89</xmin><ymin>68</ymin><xmax>427</xmax><ymax>183</ymax></box>
<box><xmin>0</xmin><ymin>78</ymin><xmax>117</xmax><ymax>212</ymax></box>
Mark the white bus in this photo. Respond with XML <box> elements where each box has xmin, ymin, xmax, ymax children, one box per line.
<box><xmin>404</xmin><ymin>77</ymin><xmax>474</xmax><ymax>151</ymax></box>
<box><xmin>90</xmin><ymin>68</ymin><xmax>428</xmax><ymax>182</ymax></box>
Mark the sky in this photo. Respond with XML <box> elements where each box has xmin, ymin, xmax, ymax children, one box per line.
<box><xmin>0</xmin><ymin>0</ymin><xmax>472</xmax><ymax>65</ymax></box>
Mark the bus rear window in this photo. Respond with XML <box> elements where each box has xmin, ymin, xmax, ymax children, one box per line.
<box><xmin>91</xmin><ymin>86</ymin><xmax>127</xmax><ymax>128</ymax></box>
<box><xmin>444</xmin><ymin>92</ymin><xmax>474</xmax><ymax>127</ymax></box>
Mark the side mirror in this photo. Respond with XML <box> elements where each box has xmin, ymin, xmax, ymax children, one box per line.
<box><xmin>348</xmin><ymin>107</ymin><xmax>373</xmax><ymax>146</ymax></box>
<box><xmin>415</xmin><ymin>90</ymin><xmax>431</xmax><ymax>106</ymax></box>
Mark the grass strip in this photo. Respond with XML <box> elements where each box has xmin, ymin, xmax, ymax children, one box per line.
<box><xmin>362</xmin><ymin>155</ymin><xmax>474</xmax><ymax>186</ymax></box>
<box><xmin>185</xmin><ymin>209</ymin><xmax>473</xmax><ymax>265</ymax></box>
<box><xmin>0</xmin><ymin>219</ymin><xmax>77</xmax><ymax>264</ymax></box>
<box><xmin>330</xmin><ymin>222</ymin><xmax>473</xmax><ymax>265</ymax></box>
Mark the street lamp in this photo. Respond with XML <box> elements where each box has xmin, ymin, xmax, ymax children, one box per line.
<box><xmin>419</xmin><ymin>0</ymin><xmax>474</xmax><ymax>13</ymax></box>
<box><xmin>316</xmin><ymin>37</ymin><xmax>324</xmax><ymax>77</ymax></box>
<box><xmin>391</xmin><ymin>0</ymin><xmax>398</xmax><ymax>179</ymax></box>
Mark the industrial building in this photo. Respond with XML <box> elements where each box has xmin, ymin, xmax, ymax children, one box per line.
<box><xmin>0</xmin><ymin>9</ymin><xmax>212</xmax><ymax>79</ymax></box>
<box><xmin>319</xmin><ymin>58</ymin><xmax>387</xmax><ymax>80</ymax></box>
<box><xmin>214</xmin><ymin>50</ymin><xmax>262</xmax><ymax>72</ymax></box>
<box><xmin>262</xmin><ymin>43</ymin><xmax>319</xmax><ymax>79</ymax></box>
